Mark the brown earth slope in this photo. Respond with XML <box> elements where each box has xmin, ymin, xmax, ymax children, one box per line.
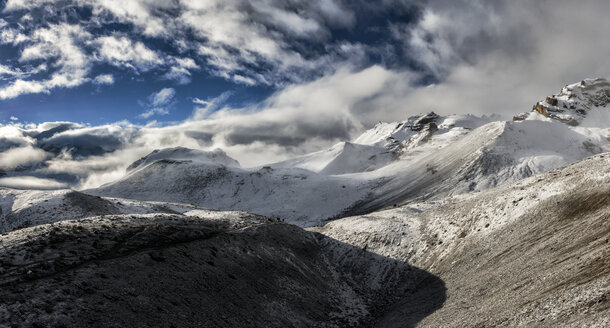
<box><xmin>317</xmin><ymin>153</ymin><xmax>610</xmax><ymax>327</ymax></box>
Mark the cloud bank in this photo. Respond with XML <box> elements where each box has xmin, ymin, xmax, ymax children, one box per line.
<box><xmin>1</xmin><ymin>1</ymin><xmax>610</xmax><ymax>189</ymax></box>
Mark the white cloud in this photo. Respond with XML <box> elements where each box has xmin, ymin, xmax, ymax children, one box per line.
<box><xmin>150</xmin><ymin>88</ymin><xmax>175</xmax><ymax>107</ymax></box>
<box><xmin>0</xmin><ymin>63</ymin><xmax>46</xmax><ymax>78</ymax></box>
<box><xmin>9</xmin><ymin>116</ymin><xmax>18</xmax><ymax>121</ymax></box>
<box><xmin>0</xmin><ymin>23</ymin><xmax>91</xmax><ymax>99</ymax></box>
<box><xmin>0</xmin><ymin>65</ymin><xmax>410</xmax><ymax>189</ymax></box>
<box><xmin>94</xmin><ymin>35</ymin><xmax>162</xmax><ymax>71</ymax></box>
<box><xmin>139</xmin><ymin>107</ymin><xmax>170</xmax><ymax>119</ymax></box>
<box><xmin>393</xmin><ymin>0</ymin><xmax>610</xmax><ymax>117</ymax></box>
<box><xmin>0</xmin><ymin>27</ymin><xmax>29</xmax><ymax>44</ymax></box>
<box><xmin>3</xmin><ymin>0</ymin><xmax>56</xmax><ymax>11</ymax></box>
<box><xmin>0</xmin><ymin>0</ymin><xmax>411</xmax><ymax>97</ymax></box>
<box><xmin>232</xmin><ymin>75</ymin><xmax>257</xmax><ymax>86</ymax></box>
<box><xmin>0</xmin><ymin>125</ymin><xmax>35</xmax><ymax>148</ymax></box>
<box><xmin>163</xmin><ymin>58</ymin><xmax>199</xmax><ymax>84</ymax></box>
<box><xmin>0</xmin><ymin>176</ymin><xmax>68</xmax><ymax>190</ymax></box>
<box><xmin>138</xmin><ymin>88</ymin><xmax>176</xmax><ymax>119</ymax></box>
<box><xmin>192</xmin><ymin>91</ymin><xmax>233</xmax><ymax>120</ymax></box>
<box><xmin>88</xmin><ymin>0</ymin><xmax>172</xmax><ymax>37</ymax></box>
<box><xmin>92</xmin><ymin>74</ymin><xmax>114</xmax><ymax>85</ymax></box>
<box><xmin>89</xmin><ymin>0</ymin><xmax>358</xmax><ymax>85</ymax></box>
<box><xmin>0</xmin><ymin>146</ymin><xmax>48</xmax><ymax>170</ymax></box>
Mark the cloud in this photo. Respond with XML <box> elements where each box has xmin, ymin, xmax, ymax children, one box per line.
<box><xmin>0</xmin><ymin>146</ymin><xmax>48</xmax><ymax>170</ymax></box>
<box><xmin>0</xmin><ymin>125</ymin><xmax>35</xmax><ymax>150</ymax></box>
<box><xmin>192</xmin><ymin>91</ymin><xmax>233</xmax><ymax>120</ymax></box>
<box><xmin>94</xmin><ymin>35</ymin><xmax>162</xmax><ymax>71</ymax></box>
<box><xmin>92</xmin><ymin>74</ymin><xmax>114</xmax><ymax>85</ymax></box>
<box><xmin>9</xmin><ymin>116</ymin><xmax>18</xmax><ymax>121</ymax></box>
<box><xmin>0</xmin><ymin>0</ymin><xmax>426</xmax><ymax>96</ymax></box>
<box><xmin>0</xmin><ymin>63</ymin><xmax>46</xmax><ymax>79</ymax></box>
<box><xmin>138</xmin><ymin>88</ymin><xmax>176</xmax><ymax>119</ymax></box>
<box><xmin>139</xmin><ymin>108</ymin><xmax>169</xmax><ymax>119</ymax></box>
<box><xmin>0</xmin><ymin>23</ymin><xmax>91</xmax><ymax>99</ymax></box>
<box><xmin>0</xmin><ymin>176</ymin><xmax>68</xmax><ymax>190</ymax></box>
<box><xmin>390</xmin><ymin>0</ymin><xmax>610</xmax><ymax>117</ymax></box>
<box><xmin>163</xmin><ymin>57</ymin><xmax>200</xmax><ymax>84</ymax></box>
<box><xmin>150</xmin><ymin>88</ymin><xmax>176</xmax><ymax>107</ymax></box>
<box><xmin>0</xmin><ymin>65</ymin><xmax>411</xmax><ymax>189</ymax></box>
<box><xmin>4</xmin><ymin>0</ymin><xmax>56</xmax><ymax>11</ymax></box>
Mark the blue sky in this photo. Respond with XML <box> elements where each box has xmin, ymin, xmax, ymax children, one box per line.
<box><xmin>0</xmin><ymin>0</ymin><xmax>426</xmax><ymax>125</ymax></box>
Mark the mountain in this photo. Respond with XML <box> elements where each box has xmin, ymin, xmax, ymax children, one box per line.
<box><xmin>0</xmin><ymin>153</ymin><xmax>607</xmax><ymax>327</ymax></box>
<box><xmin>515</xmin><ymin>78</ymin><xmax>610</xmax><ymax>126</ymax></box>
<box><xmin>126</xmin><ymin>147</ymin><xmax>240</xmax><ymax>172</ymax></box>
<box><xmin>315</xmin><ymin>152</ymin><xmax>610</xmax><ymax>327</ymax></box>
<box><xmin>270</xmin><ymin>141</ymin><xmax>398</xmax><ymax>175</ymax></box>
<box><xmin>91</xmin><ymin>79</ymin><xmax>609</xmax><ymax>225</ymax></box>
<box><xmin>90</xmin><ymin>157</ymin><xmax>378</xmax><ymax>227</ymax></box>
<box><xmin>1</xmin><ymin>79</ymin><xmax>610</xmax><ymax>327</ymax></box>
<box><xmin>0</xmin><ymin>188</ymin><xmax>207</xmax><ymax>233</ymax></box>
<box><xmin>0</xmin><ymin>211</ymin><xmax>441</xmax><ymax>327</ymax></box>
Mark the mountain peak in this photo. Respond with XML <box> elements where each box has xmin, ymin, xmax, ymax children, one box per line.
<box><xmin>516</xmin><ymin>78</ymin><xmax>610</xmax><ymax>125</ymax></box>
<box><xmin>126</xmin><ymin>147</ymin><xmax>240</xmax><ymax>172</ymax></box>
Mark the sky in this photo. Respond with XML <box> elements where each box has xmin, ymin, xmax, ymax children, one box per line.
<box><xmin>1</xmin><ymin>0</ymin><xmax>610</xmax><ymax>189</ymax></box>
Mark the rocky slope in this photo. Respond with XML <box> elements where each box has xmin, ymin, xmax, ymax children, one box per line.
<box><xmin>0</xmin><ymin>188</ymin><xmax>209</xmax><ymax>233</ymax></box>
<box><xmin>315</xmin><ymin>153</ymin><xmax>610</xmax><ymax>327</ymax></box>
<box><xmin>1</xmin><ymin>153</ymin><xmax>607</xmax><ymax>327</ymax></box>
<box><xmin>0</xmin><ymin>80</ymin><xmax>609</xmax><ymax>327</ymax></box>
<box><xmin>0</xmin><ymin>211</ymin><xmax>442</xmax><ymax>328</ymax></box>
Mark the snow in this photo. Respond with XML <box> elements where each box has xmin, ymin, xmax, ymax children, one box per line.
<box><xmin>88</xmin><ymin>98</ymin><xmax>608</xmax><ymax>227</ymax></box>
<box><xmin>270</xmin><ymin>141</ymin><xmax>396</xmax><ymax>175</ymax></box>
<box><xmin>2</xmin><ymin>79</ymin><xmax>609</xmax><ymax>230</ymax></box>
<box><xmin>126</xmin><ymin>146</ymin><xmax>240</xmax><ymax>172</ymax></box>
<box><xmin>316</xmin><ymin>152</ymin><xmax>610</xmax><ymax>267</ymax></box>
<box><xmin>1</xmin><ymin>79</ymin><xmax>609</xmax><ymax>327</ymax></box>
<box><xmin>0</xmin><ymin>188</ymin><xmax>208</xmax><ymax>233</ymax></box>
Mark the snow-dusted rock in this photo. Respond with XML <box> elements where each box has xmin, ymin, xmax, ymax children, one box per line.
<box><xmin>518</xmin><ymin>78</ymin><xmax>610</xmax><ymax>126</ymax></box>
<box><xmin>126</xmin><ymin>147</ymin><xmax>240</xmax><ymax>172</ymax></box>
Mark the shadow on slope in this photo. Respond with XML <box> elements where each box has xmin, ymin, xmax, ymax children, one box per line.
<box><xmin>412</xmin><ymin>178</ymin><xmax>610</xmax><ymax>327</ymax></box>
<box><xmin>0</xmin><ymin>213</ymin><xmax>445</xmax><ymax>328</ymax></box>
<box><xmin>320</xmin><ymin>153</ymin><xmax>610</xmax><ymax>327</ymax></box>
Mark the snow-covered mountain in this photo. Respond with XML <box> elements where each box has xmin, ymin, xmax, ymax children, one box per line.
<box><xmin>86</xmin><ymin>79</ymin><xmax>609</xmax><ymax>226</ymax></box>
<box><xmin>1</xmin><ymin>148</ymin><xmax>608</xmax><ymax>327</ymax></box>
<box><xmin>515</xmin><ymin>78</ymin><xmax>610</xmax><ymax>126</ymax></box>
<box><xmin>126</xmin><ymin>147</ymin><xmax>240</xmax><ymax>172</ymax></box>
<box><xmin>1</xmin><ymin>79</ymin><xmax>610</xmax><ymax>327</ymax></box>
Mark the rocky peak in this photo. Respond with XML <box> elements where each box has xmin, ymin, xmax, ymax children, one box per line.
<box><xmin>518</xmin><ymin>78</ymin><xmax>610</xmax><ymax>125</ymax></box>
<box><xmin>411</xmin><ymin>112</ymin><xmax>440</xmax><ymax>131</ymax></box>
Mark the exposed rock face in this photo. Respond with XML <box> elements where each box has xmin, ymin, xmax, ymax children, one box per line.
<box><xmin>528</xmin><ymin>78</ymin><xmax>610</xmax><ymax>125</ymax></box>
<box><xmin>411</xmin><ymin>112</ymin><xmax>440</xmax><ymax>131</ymax></box>
<box><xmin>353</xmin><ymin>112</ymin><xmax>451</xmax><ymax>153</ymax></box>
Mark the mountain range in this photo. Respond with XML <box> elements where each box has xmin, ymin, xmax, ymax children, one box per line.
<box><xmin>0</xmin><ymin>78</ymin><xmax>609</xmax><ymax>327</ymax></box>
